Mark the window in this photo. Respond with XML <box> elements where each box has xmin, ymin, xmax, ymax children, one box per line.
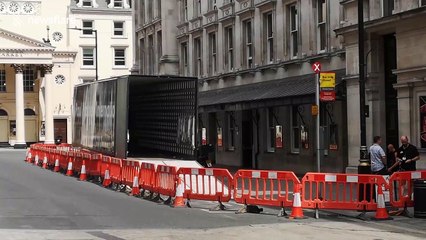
<box><xmin>208</xmin><ymin>32</ymin><xmax>217</xmax><ymax>76</ymax></box>
<box><xmin>317</xmin><ymin>0</ymin><xmax>327</xmax><ymax>52</ymax></box>
<box><xmin>0</xmin><ymin>69</ymin><xmax>5</xmax><ymax>92</ymax></box>
<box><xmin>208</xmin><ymin>0</ymin><xmax>217</xmax><ymax>11</ymax></box>
<box><xmin>181</xmin><ymin>42</ymin><xmax>189</xmax><ymax>76</ymax></box>
<box><xmin>225</xmin><ymin>26</ymin><xmax>234</xmax><ymax>71</ymax></box>
<box><xmin>114</xmin><ymin>48</ymin><xmax>126</xmax><ymax>66</ymax></box>
<box><xmin>266</xmin><ymin>108</ymin><xmax>276</xmax><ymax>152</ymax></box>
<box><xmin>82</xmin><ymin>0</ymin><xmax>92</xmax><ymax>7</ymax></box>
<box><xmin>147</xmin><ymin>0</ymin><xmax>153</xmax><ymax>21</ymax></box>
<box><xmin>289</xmin><ymin>4</ymin><xmax>298</xmax><ymax>58</ymax></box>
<box><xmin>139</xmin><ymin>38</ymin><xmax>145</xmax><ymax>74</ymax></box>
<box><xmin>114</xmin><ymin>0</ymin><xmax>123</xmax><ymax>7</ymax></box>
<box><xmin>148</xmin><ymin>35</ymin><xmax>154</xmax><ymax>74</ymax></box>
<box><xmin>264</xmin><ymin>12</ymin><xmax>274</xmax><ymax>63</ymax></box>
<box><xmin>194</xmin><ymin>37</ymin><xmax>202</xmax><ymax>77</ymax></box>
<box><xmin>82</xmin><ymin>48</ymin><xmax>95</xmax><ymax>66</ymax></box>
<box><xmin>194</xmin><ymin>0</ymin><xmax>202</xmax><ymax>17</ymax></box>
<box><xmin>243</xmin><ymin>19</ymin><xmax>253</xmax><ymax>68</ymax></box>
<box><xmin>182</xmin><ymin>0</ymin><xmax>188</xmax><ymax>21</ymax></box>
<box><xmin>227</xmin><ymin>112</ymin><xmax>236</xmax><ymax>150</ymax></box>
<box><xmin>23</xmin><ymin>67</ymin><xmax>34</xmax><ymax>92</ymax></box>
<box><xmin>157</xmin><ymin>31</ymin><xmax>162</xmax><ymax>60</ymax></box>
<box><xmin>82</xmin><ymin>20</ymin><xmax>94</xmax><ymax>35</ymax></box>
<box><xmin>114</xmin><ymin>21</ymin><xmax>124</xmax><ymax>36</ymax></box>
<box><xmin>291</xmin><ymin>106</ymin><xmax>300</xmax><ymax>153</ymax></box>
<box><xmin>382</xmin><ymin>0</ymin><xmax>394</xmax><ymax>17</ymax></box>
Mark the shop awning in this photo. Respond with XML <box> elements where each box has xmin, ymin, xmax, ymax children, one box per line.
<box><xmin>199</xmin><ymin>69</ymin><xmax>345</xmax><ymax>108</ymax></box>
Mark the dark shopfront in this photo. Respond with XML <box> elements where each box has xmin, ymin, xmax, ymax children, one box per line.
<box><xmin>198</xmin><ymin>71</ymin><xmax>348</xmax><ymax>175</ymax></box>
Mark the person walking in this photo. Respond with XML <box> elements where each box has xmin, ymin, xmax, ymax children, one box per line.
<box><xmin>369</xmin><ymin>136</ymin><xmax>387</xmax><ymax>175</ymax></box>
<box><xmin>396</xmin><ymin>136</ymin><xmax>420</xmax><ymax>171</ymax></box>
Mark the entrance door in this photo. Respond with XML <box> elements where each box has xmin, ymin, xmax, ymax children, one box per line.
<box><xmin>242</xmin><ymin>111</ymin><xmax>253</xmax><ymax>169</ymax></box>
<box><xmin>0</xmin><ymin>117</ymin><xmax>8</xmax><ymax>142</ymax></box>
<box><xmin>208</xmin><ymin>113</ymin><xmax>217</xmax><ymax>164</ymax></box>
<box><xmin>54</xmin><ymin>119</ymin><xmax>67</xmax><ymax>142</ymax></box>
<box><xmin>25</xmin><ymin>119</ymin><xmax>37</xmax><ymax>143</ymax></box>
<box><xmin>384</xmin><ymin>34</ymin><xmax>399</xmax><ymax>148</ymax></box>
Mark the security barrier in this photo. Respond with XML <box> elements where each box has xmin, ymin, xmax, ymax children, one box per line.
<box><xmin>59</xmin><ymin>150</ymin><xmax>69</xmax><ymax>171</ymax></box>
<box><xmin>122</xmin><ymin>160</ymin><xmax>140</xmax><ymax>187</ymax></box>
<box><xmin>139</xmin><ymin>162</ymin><xmax>157</xmax><ymax>193</ymax></box>
<box><xmin>234</xmin><ymin>170</ymin><xmax>299</xmax><ymax>209</ymax></box>
<box><xmin>155</xmin><ymin>165</ymin><xmax>177</xmax><ymax>198</ymax></box>
<box><xmin>301</xmin><ymin>173</ymin><xmax>388</xmax><ymax>211</ymax></box>
<box><xmin>83</xmin><ymin>152</ymin><xmax>102</xmax><ymax>178</ymax></box>
<box><xmin>178</xmin><ymin>168</ymin><xmax>233</xmax><ymax>204</ymax></box>
<box><xmin>100</xmin><ymin>155</ymin><xmax>111</xmax><ymax>179</ymax></box>
<box><xmin>389</xmin><ymin>171</ymin><xmax>426</xmax><ymax>209</ymax></box>
<box><xmin>73</xmin><ymin>152</ymin><xmax>84</xmax><ymax>174</ymax></box>
<box><xmin>109</xmin><ymin>157</ymin><xmax>123</xmax><ymax>184</ymax></box>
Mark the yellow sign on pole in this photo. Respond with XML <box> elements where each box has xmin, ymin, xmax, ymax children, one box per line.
<box><xmin>320</xmin><ymin>72</ymin><xmax>336</xmax><ymax>88</ymax></box>
<box><xmin>311</xmin><ymin>105</ymin><xmax>319</xmax><ymax>116</ymax></box>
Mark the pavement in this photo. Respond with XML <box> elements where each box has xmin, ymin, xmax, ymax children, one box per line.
<box><xmin>0</xmin><ymin>149</ymin><xmax>425</xmax><ymax>239</ymax></box>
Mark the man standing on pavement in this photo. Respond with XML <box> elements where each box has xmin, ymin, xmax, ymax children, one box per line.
<box><xmin>396</xmin><ymin>136</ymin><xmax>420</xmax><ymax>171</ymax></box>
<box><xmin>370</xmin><ymin>136</ymin><xmax>387</xmax><ymax>175</ymax></box>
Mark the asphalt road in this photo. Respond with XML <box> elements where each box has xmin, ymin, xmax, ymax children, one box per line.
<box><xmin>0</xmin><ymin>149</ymin><xmax>283</xmax><ymax>230</ymax></box>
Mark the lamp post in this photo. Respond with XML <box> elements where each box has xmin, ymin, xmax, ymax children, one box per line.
<box><xmin>69</xmin><ymin>28</ymin><xmax>98</xmax><ymax>81</ymax></box>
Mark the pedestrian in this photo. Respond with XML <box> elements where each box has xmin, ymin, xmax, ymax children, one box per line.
<box><xmin>369</xmin><ymin>136</ymin><xmax>387</xmax><ymax>175</ymax></box>
<box><xmin>387</xmin><ymin>144</ymin><xmax>398</xmax><ymax>174</ymax></box>
<box><xmin>396</xmin><ymin>136</ymin><xmax>420</xmax><ymax>171</ymax></box>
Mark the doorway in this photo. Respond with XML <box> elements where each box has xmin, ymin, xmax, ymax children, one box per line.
<box><xmin>0</xmin><ymin>109</ymin><xmax>8</xmax><ymax>142</ymax></box>
<box><xmin>54</xmin><ymin>119</ymin><xmax>67</xmax><ymax>143</ymax></box>
<box><xmin>384</xmin><ymin>34</ymin><xmax>399</xmax><ymax>148</ymax></box>
<box><xmin>242</xmin><ymin>110</ymin><xmax>253</xmax><ymax>169</ymax></box>
<box><xmin>208</xmin><ymin>112</ymin><xmax>217</xmax><ymax>164</ymax></box>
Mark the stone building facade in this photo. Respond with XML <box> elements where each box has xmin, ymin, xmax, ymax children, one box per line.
<box><xmin>134</xmin><ymin>0</ymin><xmax>348</xmax><ymax>174</ymax></box>
<box><xmin>0</xmin><ymin>0</ymin><xmax>133</xmax><ymax>147</ymax></box>
<box><xmin>337</xmin><ymin>0</ymin><xmax>426</xmax><ymax>171</ymax></box>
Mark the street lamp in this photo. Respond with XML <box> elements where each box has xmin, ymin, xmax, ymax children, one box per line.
<box><xmin>69</xmin><ymin>28</ymin><xmax>98</xmax><ymax>81</ymax></box>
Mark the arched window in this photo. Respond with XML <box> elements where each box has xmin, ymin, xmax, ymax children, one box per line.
<box><xmin>0</xmin><ymin>109</ymin><xmax>7</xmax><ymax>116</ymax></box>
<box><xmin>24</xmin><ymin>108</ymin><xmax>36</xmax><ymax>116</ymax></box>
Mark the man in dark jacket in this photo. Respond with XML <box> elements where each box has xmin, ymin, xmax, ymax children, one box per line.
<box><xmin>396</xmin><ymin>136</ymin><xmax>420</xmax><ymax>171</ymax></box>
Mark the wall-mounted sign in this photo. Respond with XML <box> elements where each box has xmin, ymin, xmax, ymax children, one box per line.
<box><xmin>275</xmin><ymin>125</ymin><xmax>283</xmax><ymax>149</ymax></box>
<box><xmin>320</xmin><ymin>91</ymin><xmax>336</xmax><ymax>102</ymax></box>
<box><xmin>217</xmin><ymin>127</ymin><xmax>223</xmax><ymax>147</ymax></box>
<box><xmin>311</xmin><ymin>105</ymin><xmax>319</xmax><ymax>116</ymax></box>
<box><xmin>320</xmin><ymin>72</ymin><xmax>336</xmax><ymax>88</ymax></box>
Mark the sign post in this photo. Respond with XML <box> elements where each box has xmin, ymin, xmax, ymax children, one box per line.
<box><xmin>312</xmin><ymin>62</ymin><xmax>321</xmax><ymax>173</ymax></box>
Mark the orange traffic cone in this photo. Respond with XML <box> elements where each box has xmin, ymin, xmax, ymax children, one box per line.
<box><xmin>372</xmin><ymin>191</ymin><xmax>392</xmax><ymax>220</ymax></box>
<box><xmin>289</xmin><ymin>184</ymin><xmax>305</xmax><ymax>219</ymax></box>
<box><xmin>102</xmin><ymin>165</ymin><xmax>111</xmax><ymax>187</ymax></box>
<box><xmin>53</xmin><ymin>158</ymin><xmax>60</xmax><ymax>172</ymax></box>
<box><xmin>173</xmin><ymin>177</ymin><xmax>186</xmax><ymax>207</ymax></box>
<box><xmin>42</xmin><ymin>156</ymin><xmax>48</xmax><ymax>169</ymax></box>
<box><xmin>79</xmin><ymin>160</ymin><xmax>87</xmax><ymax>181</ymax></box>
<box><xmin>34</xmin><ymin>154</ymin><xmax>40</xmax><ymax>166</ymax></box>
<box><xmin>26</xmin><ymin>151</ymin><xmax>32</xmax><ymax>163</ymax></box>
<box><xmin>130</xmin><ymin>176</ymin><xmax>140</xmax><ymax>196</ymax></box>
<box><xmin>66</xmin><ymin>157</ymin><xmax>73</xmax><ymax>176</ymax></box>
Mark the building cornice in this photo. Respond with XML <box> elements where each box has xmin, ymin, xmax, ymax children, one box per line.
<box><xmin>0</xmin><ymin>28</ymin><xmax>55</xmax><ymax>49</ymax></box>
<box><xmin>52</xmin><ymin>51</ymin><xmax>78</xmax><ymax>57</ymax></box>
<box><xmin>70</xmin><ymin>8</ymin><xmax>132</xmax><ymax>15</ymax></box>
<box><xmin>0</xmin><ymin>48</ymin><xmax>55</xmax><ymax>52</ymax></box>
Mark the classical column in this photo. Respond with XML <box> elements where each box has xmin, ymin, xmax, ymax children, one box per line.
<box><xmin>12</xmin><ymin>64</ymin><xmax>26</xmax><ymax>149</ymax></box>
<box><xmin>43</xmin><ymin>64</ymin><xmax>54</xmax><ymax>144</ymax></box>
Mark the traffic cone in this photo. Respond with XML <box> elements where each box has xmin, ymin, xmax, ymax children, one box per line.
<box><xmin>103</xmin><ymin>165</ymin><xmax>111</xmax><ymax>187</ymax></box>
<box><xmin>26</xmin><ymin>151</ymin><xmax>32</xmax><ymax>163</ymax></box>
<box><xmin>42</xmin><ymin>156</ymin><xmax>48</xmax><ymax>169</ymax></box>
<box><xmin>289</xmin><ymin>184</ymin><xmax>305</xmax><ymax>219</ymax></box>
<box><xmin>372</xmin><ymin>191</ymin><xmax>392</xmax><ymax>220</ymax></box>
<box><xmin>53</xmin><ymin>158</ymin><xmax>60</xmax><ymax>172</ymax></box>
<box><xmin>79</xmin><ymin>160</ymin><xmax>87</xmax><ymax>181</ymax></box>
<box><xmin>66</xmin><ymin>157</ymin><xmax>73</xmax><ymax>176</ymax></box>
<box><xmin>130</xmin><ymin>176</ymin><xmax>139</xmax><ymax>196</ymax></box>
<box><xmin>173</xmin><ymin>177</ymin><xmax>186</xmax><ymax>207</ymax></box>
<box><xmin>34</xmin><ymin>154</ymin><xmax>39</xmax><ymax>166</ymax></box>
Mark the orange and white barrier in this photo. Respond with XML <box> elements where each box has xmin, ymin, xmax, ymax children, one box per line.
<box><xmin>389</xmin><ymin>171</ymin><xmax>426</xmax><ymax>210</ymax></box>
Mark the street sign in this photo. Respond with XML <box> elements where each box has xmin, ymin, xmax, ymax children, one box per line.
<box><xmin>320</xmin><ymin>91</ymin><xmax>336</xmax><ymax>102</ymax></box>
<box><xmin>312</xmin><ymin>62</ymin><xmax>321</xmax><ymax>74</ymax></box>
<box><xmin>320</xmin><ymin>72</ymin><xmax>336</xmax><ymax>88</ymax></box>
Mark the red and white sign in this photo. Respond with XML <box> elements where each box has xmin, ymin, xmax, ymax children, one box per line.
<box><xmin>275</xmin><ymin>125</ymin><xmax>283</xmax><ymax>149</ymax></box>
<box><xmin>201</xmin><ymin>128</ymin><xmax>207</xmax><ymax>145</ymax></box>
<box><xmin>312</xmin><ymin>62</ymin><xmax>321</xmax><ymax>74</ymax></box>
<box><xmin>320</xmin><ymin>91</ymin><xmax>336</xmax><ymax>102</ymax></box>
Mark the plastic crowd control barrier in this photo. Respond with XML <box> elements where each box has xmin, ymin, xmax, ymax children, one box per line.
<box><xmin>389</xmin><ymin>171</ymin><xmax>426</xmax><ymax>211</ymax></box>
<box><xmin>155</xmin><ymin>165</ymin><xmax>177</xmax><ymax>203</ymax></box>
<box><xmin>301</xmin><ymin>173</ymin><xmax>388</xmax><ymax>212</ymax></box>
<box><xmin>139</xmin><ymin>162</ymin><xmax>157</xmax><ymax>195</ymax></box>
<box><xmin>177</xmin><ymin>168</ymin><xmax>233</xmax><ymax>209</ymax></box>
